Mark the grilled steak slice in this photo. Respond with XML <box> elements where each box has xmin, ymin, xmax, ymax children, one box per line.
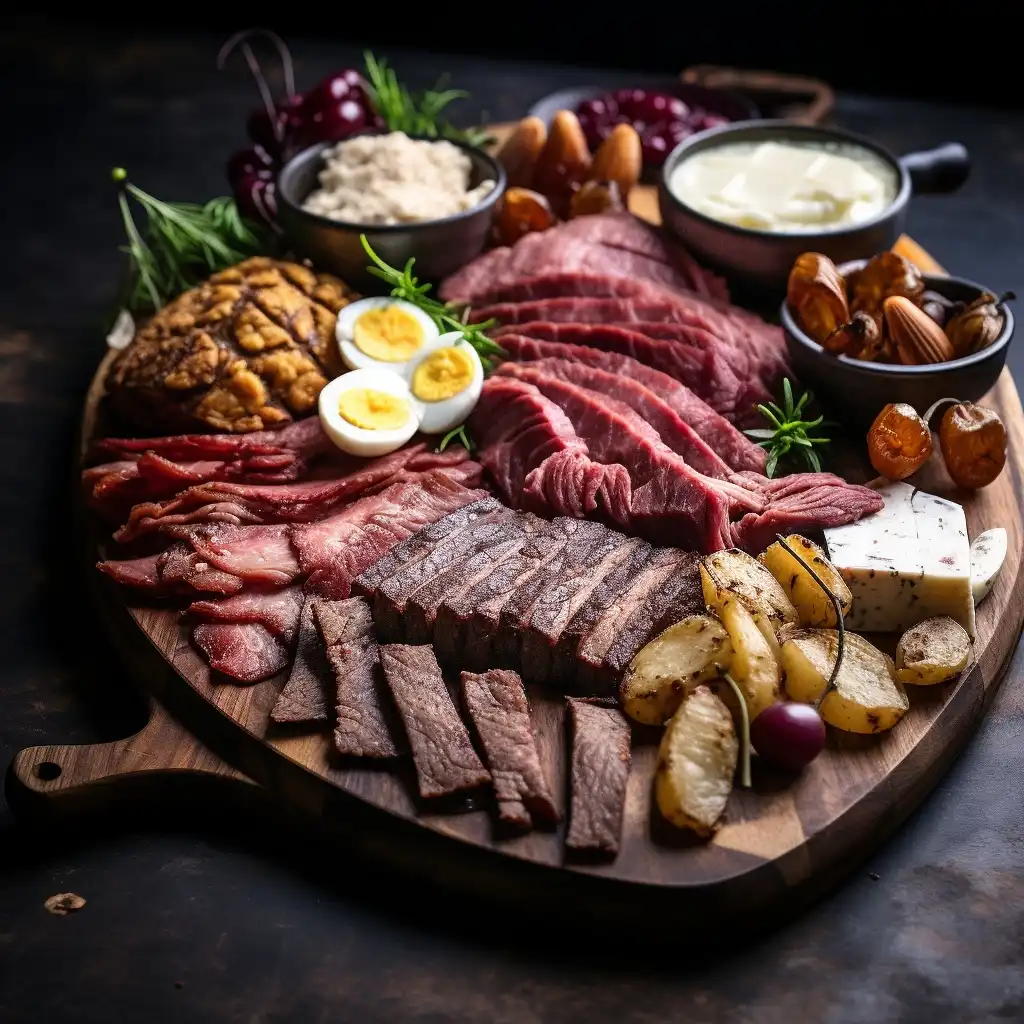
<box><xmin>270</xmin><ymin>595</ymin><xmax>332</xmax><ymax>723</ymax></box>
<box><xmin>460</xmin><ymin>669</ymin><xmax>559</xmax><ymax>830</ymax></box>
<box><xmin>495</xmin><ymin>334</ymin><xmax>765</xmax><ymax>473</ymax></box>
<box><xmin>380</xmin><ymin>644</ymin><xmax>490</xmax><ymax>798</ymax></box>
<box><xmin>566</xmin><ymin>698</ymin><xmax>631</xmax><ymax>856</ymax></box>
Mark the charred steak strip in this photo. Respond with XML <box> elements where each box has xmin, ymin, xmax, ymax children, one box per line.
<box><xmin>460</xmin><ymin>669</ymin><xmax>559</xmax><ymax>829</ymax></box>
<box><xmin>380</xmin><ymin>645</ymin><xmax>490</xmax><ymax>798</ymax></box>
<box><xmin>566</xmin><ymin>698</ymin><xmax>631</xmax><ymax>855</ymax></box>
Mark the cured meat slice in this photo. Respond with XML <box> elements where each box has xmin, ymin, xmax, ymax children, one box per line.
<box><xmin>270</xmin><ymin>596</ymin><xmax>333</xmax><ymax>724</ymax></box>
<box><xmin>566</xmin><ymin>698</ymin><xmax>631</xmax><ymax>856</ymax></box>
<box><xmin>379</xmin><ymin>644</ymin><xmax>490</xmax><ymax>798</ymax></box>
<box><xmin>168</xmin><ymin>523</ymin><xmax>301</xmax><ymax>587</ymax></box>
<box><xmin>158</xmin><ymin>544</ymin><xmax>245</xmax><ymax>595</ymax></box>
<box><xmin>97</xmin><ymin>551</ymin><xmax>164</xmax><ymax>590</ymax></box>
<box><xmin>193</xmin><ymin>623</ymin><xmax>289</xmax><ymax>684</ymax></box>
<box><xmin>291</xmin><ymin>472</ymin><xmax>486</xmax><ymax>600</ymax></box>
<box><xmin>460</xmin><ymin>669</ymin><xmax>559</xmax><ymax>830</ymax></box>
<box><xmin>495</xmin><ymin>334</ymin><xmax>765</xmax><ymax>473</ymax></box>
<box><xmin>189</xmin><ymin>585</ymin><xmax>304</xmax><ymax>642</ymax></box>
<box><xmin>114</xmin><ymin>444</ymin><xmax>476</xmax><ymax>541</ymax></box>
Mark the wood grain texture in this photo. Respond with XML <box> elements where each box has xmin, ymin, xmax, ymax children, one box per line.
<box><xmin>8</xmin><ymin>211</ymin><xmax>1023</xmax><ymax>921</ymax></box>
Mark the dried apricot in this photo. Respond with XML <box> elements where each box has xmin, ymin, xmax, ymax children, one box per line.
<box><xmin>787</xmin><ymin>253</ymin><xmax>849</xmax><ymax>345</ymax></box>
<box><xmin>867</xmin><ymin>403</ymin><xmax>933</xmax><ymax>480</ymax></box>
<box><xmin>939</xmin><ymin>402</ymin><xmax>1007</xmax><ymax>489</ymax></box>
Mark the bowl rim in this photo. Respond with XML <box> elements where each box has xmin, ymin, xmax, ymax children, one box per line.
<box><xmin>781</xmin><ymin>264</ymin><xmax>1014</xmax><ymax>376</ymax></box>
<box><xmin>658</xmin><ymin>118</ymin><xmax>911</xmax><ymax>242</ymax></box>
<box><xmin>277</xmin><ymin>132</ymin><xmax>507</xmax><ymax>234</ymax></box>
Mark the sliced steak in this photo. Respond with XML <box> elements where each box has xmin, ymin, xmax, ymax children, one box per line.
<box><xmin>566</xmin><ymin>698</ymin><xmax>631</xmax><ymax>856</ymax></box>
<box><xmin>380</xmin><ymin>644</ymin><xmax>491</xmax><ymax>798</ymax></box>
<box><xmin>97</xmin><ymin>551</ymin><xmax>167</xmax><ymax>592</ymax></box>
<box><xmin>270</xmin><ymin>595</ymin><xmax>332</xmax><ymax>724</ymax></box>
<box><xmin>157</xmin><ymin>543</ymin><xmax>247</xmax><ymax>595</ymax></box>
<box><xmin>495</xmin><ymin>334</ymin><xmax>766</xmax><ymax>473</ymax></box>
<box><xmin>460</xmin><ymin>669</ymin><xmax>559</xmax><ymax>829</ymax></box>
<box><xmin>192</xmin><ymin>623</ymin><xmax>289</xmax><ymax>684</ymax></box>
<box><xmin>166</xmin><ymin>523</ymin><xmax>301</xmax><ymax>587</ymax></box>
<box><xmin>189</xmin><ymin>585</ymin><xmax>305</xmax><ymax>642</ymax></box>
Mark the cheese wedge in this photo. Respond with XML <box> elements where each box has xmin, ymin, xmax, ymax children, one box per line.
<box><xmin>824</xmin><ymin>482</ymin><xmax>976</xmax><ymax>638</ymax></box>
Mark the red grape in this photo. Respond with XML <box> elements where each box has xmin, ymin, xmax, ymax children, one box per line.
<box><xmin>749</xmin><ymin>701</ymin><xmax>826</xmax><ymax>771</ymax></box>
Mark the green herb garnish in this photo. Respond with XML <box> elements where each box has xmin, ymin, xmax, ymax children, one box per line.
<box><xmin>359</xmin><ymin>234</ymin><xmax>506</xmax><ymax>371</ymax></box>
<box><xmin>362</xmin><ymin>51</ymin><xmax>494</xmax><ymax>149</ymax></box>
<box><xmin>112</xmin><ymin>168</ymin><xmax>269</xmax><ymax>314</ymax></box>
<box><xmin>721</xmin><ymin>671</ymin><xmax>751</xmax><ymax>788</ymax></box>
<box><xmin>745</xmin><ymin>379</ymin><xmax>831</xmax><ymax>478</ymax></box>
<box><xmin>437</xmin><ymin>424</ymin><xmax>474</xmax><ymax>453</ymax></box>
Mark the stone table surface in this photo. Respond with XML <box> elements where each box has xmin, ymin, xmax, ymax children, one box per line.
<box><xmin>1</xmin><ymin>23</ymin><xmax>1023</xmax><ymax>1024</ymax></box>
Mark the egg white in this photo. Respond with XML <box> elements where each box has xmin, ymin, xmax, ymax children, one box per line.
<box><xmin>318</xmin><ymin>367</ymin><xmax>421</xmax><ymax>458</ymax></box>
<box><xmin>336</xmin><ymin>297</ymin><xmax>440</xmax><ymax>378</ymax></box>
<box><xmin>409</xmin><ymin>332</ymin><xmax>485</xmax><ymax>434</ymax></box>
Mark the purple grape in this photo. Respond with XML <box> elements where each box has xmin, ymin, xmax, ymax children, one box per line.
<box><xmin>750</xmin><ymin>702</ymin><xmax>826</xmax><ymax>771</ymax></box>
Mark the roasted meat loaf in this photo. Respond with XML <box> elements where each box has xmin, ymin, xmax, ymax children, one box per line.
<box><xmin>106</xmin><ymin>257</ymin><xmax>358</xmax><ymax>434</ymax></box>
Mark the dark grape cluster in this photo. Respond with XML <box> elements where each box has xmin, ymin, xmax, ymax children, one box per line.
<box><xmin>575</xmin><ymin>89</ymin><xmax>729</xmax><ymax>168</ymax></box>
<box><xmin>227</xmin><ymin>70</ymin><xmax>384</xmax><ymax>223</ymax></box>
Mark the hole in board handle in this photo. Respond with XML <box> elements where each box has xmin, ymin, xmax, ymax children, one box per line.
<box><xmin>34</xmin><ymin>762</ymin><xmax>62</xmax><ymax>781</ymax></box>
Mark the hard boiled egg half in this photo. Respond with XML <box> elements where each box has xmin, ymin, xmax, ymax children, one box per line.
<box><xmin>318</xmin><ymin>368</ymin><xmax>420</xmax><ymax>458</ymax></box>
<box><xmin>337</xmin><ymin>298</ymin><xmax>440</xmax><ymax>377</ymax></box>
<box><xmin>408</xmin><ymin>331</ymin><xmax>484</xmax><ymax>434</ymax></box>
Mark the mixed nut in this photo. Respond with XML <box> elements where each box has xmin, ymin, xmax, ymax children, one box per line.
<box><xmin>787</xmin><ymin>251</ymin><xmax>1013</xmax><ymax>365</ymax></box>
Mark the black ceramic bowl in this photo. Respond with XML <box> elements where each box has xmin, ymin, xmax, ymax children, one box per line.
<box><xmin>782</xmin><ymin>262</ymin><xmax>1014</xmax><ymax>426</ymax></box>
<box><xmin>659</xmin><ymin>120</ymin><xmax>969</xmax><ymax>297</ymax></box>
<box><xmin>277</xmin><ymin>134</ymin><xmax>506</xmax><ymax>292</ymax></box>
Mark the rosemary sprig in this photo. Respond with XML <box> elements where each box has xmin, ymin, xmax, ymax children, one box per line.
<box><xmin>112</xmin><ymin>168</ymin><xmax>269</xmax><ymax>315</ymax></box>
<box><xmin>745</xmin><ymin>378</ymin><xmax>832</xmax><ymax>478</ymax></box>
<box><xmin>362</xmin><ymin>51</ymin><xmax>494</xmax><ymax>149</ymax></box>
<box><xmin>722</xmin><ymin>672</ymin><xmax>752</xmax><ymax>788</ymax></box>
<box><xmin>359</xmin><ymin>234</ymin><xmax>506</xmax><ymax>371</ymax></box>
<box><xmin>437</xmin><ymin>424</ymin><xmax>475</xmax><ymax>453</ymax></box>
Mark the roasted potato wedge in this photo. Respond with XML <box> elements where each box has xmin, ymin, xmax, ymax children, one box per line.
<box><xmin>781</xmin><ymin>629</ymin><xmax>909</xmax><ymax>733</ymax></box>
<box><xmin>896</xmin><ymin>616</ymin><xmax>972</xmax><ymax>685</ymax></box>
<box><xmin>654</xmin><ymin>684</ymin><xmax>738</xmax><ymax>837</ymax></box>
<box><xmin>700</xmin><ymin>565</ymin><xmax>780</xmax><ymax>719</ymax></box>
<box><xmin>701</xmin><ymin>549</ymin><xmax>798</xmax><ymax>627</ymax></box>
<box><xmin>759</xmin><ymin>534</ymin><xmax>853</xmax><ymax>628</ymax></box>
<box><xmin>621</xmin><ymin>614</ymin><xmax>732</xmax><ymax>725</ymax></box>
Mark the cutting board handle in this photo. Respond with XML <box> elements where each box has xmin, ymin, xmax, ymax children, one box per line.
<box><xmin>680</xmin><ymin>65</ymin><xmax>836</xmax><ymax>125</ymax></box>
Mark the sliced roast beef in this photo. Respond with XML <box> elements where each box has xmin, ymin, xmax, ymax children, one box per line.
<box><xmin>270</xmin><ymin>595</ymin><xmax>332</xmax><ymax>723</ymax></box>
<box><xmin>97</xmin><ymin>551</ymin><xmax>165</xmax><ymax>591</ymax></box>
<box><xmin>193</xmin><ymin>623</ymin><xmax>289</xmax><ymax>685</ymax></box>
<box><xmin>157</xmin><ymin>544</ymin><xmax>246</xmax><ymax>595</ymax></box>
<box><xmin>189</xmin><ymin>585</ymin><xmax>304</xmax><ymax>642</ymax></box>
<box><xmin>460</xmin><ymin>669</ymin><xmax>559</xmax><ymax>830</ymax></box>
<box><xmin>729</xmin><ymin>473</ymin><xmax>885</xmax><ymax>553</ymax></box>
<box><xmin>291</xmin><ymin>472</ymin><xmax>488</xmax><ymax>600</ymax></box>
<box><xmin>380</xmin><ymin>644</ymin><xmax>491</xmax><ymax>799</ymax></box>
<box><xmin>495</xmin><ymin>334</ymin><xmax>766</xmax><ymax>472</ymax></box>
<box><xmin>114</xmin><ymin>444</ymin><xmax>476</xmax><ymax>542</ymax></box>
<box><xmin>440</xmin><ymin>213</ymin><xmax>728</xmax><ymax>305</ymax></box>
<box><xmin>467</xmin><ymin>377</ymin><xmax>630</xmax><ymax>519</ymax></box>
<box><xmin>566</xmin><ymin>698</ymin><xmax>631</xmax><ymax>856</ymax></box>
<box><xmin>167</xmin><ymin>523</ymin><xmax>301</xmax><ymax>587</ymax></box>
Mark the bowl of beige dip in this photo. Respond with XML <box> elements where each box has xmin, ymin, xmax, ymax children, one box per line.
<box><xmin>658</xmin><ymin>120</ymin><xmax>968</xmax><ymax>296</ymax></box>
<box><xmin>278</xmin><ymin>131</ymin><xmax>506</xmax><ymax>290</ymax></box>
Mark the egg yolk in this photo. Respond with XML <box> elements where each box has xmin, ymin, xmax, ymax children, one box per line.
<box><xmin>337</xmin><ymin>388</ymin><xmax>411</xmax><ymax>431</ymax></box>
<box><xmin>353</xmin><ymin>306</ymin><xmax>425</xmax><ymax>362</ymax></box>
<box><xmin>412</xmin><ymin>346</ymin><xmax>475</xmax><ymax>402</ymax></box>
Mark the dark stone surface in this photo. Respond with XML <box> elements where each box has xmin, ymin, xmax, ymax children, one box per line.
<box><xmin>1</xmin><ymin>22</ymin><xmax>1023</xmax><ymax>1024</ymax></box>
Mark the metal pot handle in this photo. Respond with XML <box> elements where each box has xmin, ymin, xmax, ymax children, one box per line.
<box><xmin>899</xmin><ymin>143</ymin><xmax>970</xmax><ymax>194</ymax></box>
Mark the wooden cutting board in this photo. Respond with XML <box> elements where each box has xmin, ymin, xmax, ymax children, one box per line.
<box><xmin>9</xmin><ymin>173</ymin><xmax>1022</xmax><ymax>931</ymax></box>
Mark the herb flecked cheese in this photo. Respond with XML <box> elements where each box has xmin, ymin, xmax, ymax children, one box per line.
<box><xmin>823</xmin><ymin>482</ymin><xmax>976</xmax><ymax>638</ymax></box>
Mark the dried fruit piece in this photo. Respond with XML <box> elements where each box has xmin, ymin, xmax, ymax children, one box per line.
<box><xmin>569</xmin><ymin>179</ymin><xmax>625</xmax><ymax>218</ymax></box>
<box><xmin>532</xmin><ymin>110</ymin><xmax>592</xmax><ymax>217</ymax></box>
<box><xmin>920</xmin><ymin>290</ymin><xmax>957</xmax><ymax>328</ymax></box>
<box><xmin>939</xmin><ymin>402</ymin><xmax>1007</xmax><ymax>489</ymax></box>
<box><xmin>823</xmin><ymin>311</ymin><xmax>882</xmax><ymax>357</ymax></box>
<box><xmin>884</xmin><ymin>295</ymin><xmax>955</xmax><ymax>364</ymax></box>
<box><xmin>944</xmin><ymin>291</ymin><xmax>1013</xmax><ymax>357</ymax></box>
<box><xmin>493</xmin><ymin>187</ymin><xmax>555</xmax><ymax>246</ymax></box>
<box><xmin>787</xmin><ymin>253</ymin><xmax>849</xmax><ymax>345</ymax></box>
<box><xmin>847</xmin><ymin>251</ymin><xmax>925</xmax><ymax>316</ymax></box>
<box><xmin>589</xmin><ymin>123</ymin><xmax>642</xmax><ymax>198</ymax></box>
<box><xmin>496</xmin><ymin>116</ymin><xmax>547</xmax><ymax>188</ymax></box>
<box><xmin>867</xmin><ymin>403</ymin><xmax>933</xmax><ymax>480</ymax></box>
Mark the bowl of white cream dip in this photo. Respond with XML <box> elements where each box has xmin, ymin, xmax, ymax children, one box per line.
<box><xmin>658</xmin><ymin>120</ymin><xmax>968</xmax><ymax>296</ymax></box>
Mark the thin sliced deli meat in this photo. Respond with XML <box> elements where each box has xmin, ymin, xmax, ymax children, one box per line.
<box><xmin>495</xmin><ymin>334</ymin><xmax>766</xmax><ymax>473</ymax></box>
<box><xmin>566</xmin><ymin>698</ymin><xmax>631</xmax><ymax>856</ymax></box>
<box><xmin>167</xmin><ymin>523</ymin><xmax>301</xmax><ymax>587</ymax></box>
<box><xmin>460</xmin><ymin>669</ymin><xmax>559</xmax><ymax>830</ymax></box>
<box><xmin>189</xmin><ymin>585</ymin><xmax>305</xmax><ymax>641</ymax></box>
<box><xmin>270</xmin><ymin>595</ymin><xmax>333</xmax><ymax>724</ymax></box>
<box><xmin>379</xmin><ymin>644</ymin><xmax>490</xmax><ymax>798</ymax></box>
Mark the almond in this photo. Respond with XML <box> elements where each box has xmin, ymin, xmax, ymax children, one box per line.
<box><xmin>532</xmin><ymin>110</ymin><xmax>592</xmax><ymax>214</ymax></box>
<box><xmin>496</xmin><ymin>116</ymin><xmax>547</xmax><ymax>189</ymax></box>
<box><xmin>589</xmin><ymin>123</ymin><xmax>642</xmax><ymax>198</ymax></box>
<box><xmin>884</xmin><ymin>295</ymin><xmax>955</xmax><ymax>365</ymax></box>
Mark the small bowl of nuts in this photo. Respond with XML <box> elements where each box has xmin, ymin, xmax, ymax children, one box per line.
<box><xmin>781</xmin><ymin>250</ymin><xmax>1015</xmax><ymax>424</ymax></box>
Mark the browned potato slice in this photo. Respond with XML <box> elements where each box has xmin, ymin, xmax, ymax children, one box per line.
<box><xmin>654</xmin><ymin>684</ymin><xmax>738</xmax><ymax>837</ymax></box>
<box><xmin>759</xmin><ymin>534</ymin><xmax>853</xmax><ymax>628</ymax></box>
<box><xmin>620</xmin><ymin>614</ymin><xmax>732</xmax><ymax>725</ymax></box>
<box><xmin>896</xmin><ymin>616</ymin><xmax>972</xmax><ymax>685</ymax></box>
<box><xmin>701</xmin><ymin>549</ymin><xmax>798</xmax><ymax>627</ymax></box>
<box><xmin>781</xmin><ymin>629</ymin><xmax>909</xmax><ymax>733</ymax></box>
<box><xmin>700</xmin><ymin>564</ymin><xmax>780</xmax><ymax>719</ymax></box>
